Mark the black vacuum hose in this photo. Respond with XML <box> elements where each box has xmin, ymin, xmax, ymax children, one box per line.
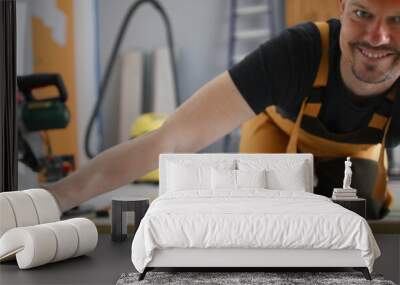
<box><xmin>85</xmin><ymin>0</ymin><xmax>179</xmax><ymax>158</ymax></box>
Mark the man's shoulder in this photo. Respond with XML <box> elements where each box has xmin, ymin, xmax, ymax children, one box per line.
<box><xmin>285</xmin><ymin>18</ymin><xmax>340</xmax><ymax>42</ymax></box>
<box><xmin>280</xmin><ymin>18</ymin><xmax>342</xmax><ymax>80</ymax></box>
<box><xmin>269</xmin><ymin>18</ymin><xmax>341</xmax><ymax>62</ymax></box>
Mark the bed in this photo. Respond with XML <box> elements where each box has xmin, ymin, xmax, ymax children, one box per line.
<box><xmin>131</xmin><ymin>153</ymin><xmax>380</xmax><ymax>281</ymax></box>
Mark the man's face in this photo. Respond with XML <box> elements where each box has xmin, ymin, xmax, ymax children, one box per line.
<box><xmin>339</xmin><ymin>0</ymin><xmax>400</xmax><ymax>84</ymax></box>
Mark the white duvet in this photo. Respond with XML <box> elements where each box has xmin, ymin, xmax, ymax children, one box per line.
<box><xmin>131</xmin><ymin>189</ymin><xmax>380</xmax><ymax>273</ymax></box>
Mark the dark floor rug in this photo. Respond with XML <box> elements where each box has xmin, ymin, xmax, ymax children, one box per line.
<box><xmin>116</xmin><ymin>271</ymin><xmax>396</xmax><ymax>285</ymax></box>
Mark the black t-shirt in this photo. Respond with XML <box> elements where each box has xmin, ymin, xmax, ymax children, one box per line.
<box><xmin>228</xmin><ymin>19</ymin><xmax>400</xmax><ymax>148</ymax></box>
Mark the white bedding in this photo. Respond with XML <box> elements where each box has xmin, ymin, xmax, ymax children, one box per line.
<box><xmin>131</xmin><ymin>189</ymin><xmax>380</xmax><ymax>273</ymax></box>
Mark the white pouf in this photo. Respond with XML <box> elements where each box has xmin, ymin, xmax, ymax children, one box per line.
<box><xmin>0</xmin><ymin>218</ymin><xmax>98</xmax><ymax>269</ymax></box>
<box><xmin>24</xmin><ymin>188</ymin><xmax>61</xmax><ymax>223</ymax></box>
<box><xmin>0</xmin><ymin>189</ymin><xmax>60</xmax><ymax>238</ymax></box>
<box><xmin>0</xmin><ymin>196</ymin><xmax>17</xmax><ymax>237</ymax></box>
<box><xmin>1</xmin><ymin>191</ymin><xmax>39</xmax><ymax>227</ymax></box>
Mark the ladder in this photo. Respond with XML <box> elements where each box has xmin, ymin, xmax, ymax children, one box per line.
<box><xmin>228</xmin><ymin>0</ymin><xmax>275</xmax><ymax>67</ymax></box>
<box><xmin>224</xmin><ymin>0</ymin><xmax>277</xmax><ymax>152</ymax></box>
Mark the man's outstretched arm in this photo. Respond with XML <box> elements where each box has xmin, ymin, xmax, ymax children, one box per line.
<box><xmin>45</xmin><ymin>71</ymin><xmax>255</xmax><ymax>211</ymax></box>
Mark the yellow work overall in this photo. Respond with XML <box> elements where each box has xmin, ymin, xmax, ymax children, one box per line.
<box><xmin>239</xmin><ymin>22</ymin><xmax>396</xmax><ymax>219</ymax></box>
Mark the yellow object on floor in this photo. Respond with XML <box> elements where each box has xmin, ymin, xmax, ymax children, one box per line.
<box><xmin>130</xmin><ymin>113</ymin><xmax>168</xmax><ymax>183</ymax></box>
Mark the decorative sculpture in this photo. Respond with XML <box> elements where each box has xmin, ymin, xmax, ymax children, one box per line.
<box><xmin>343</xmin><ymin>157</ymin><xmax>353</xmax><ymax>189</ymax></box>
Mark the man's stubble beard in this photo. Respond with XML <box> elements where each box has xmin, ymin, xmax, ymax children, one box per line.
<box><xmin>351</xmin><ymin>64</ymin><xmax>393</xmax><ymax>84</ymax></box>
<box><xmin>349</xmin><ymin>42</ymin><xmax>400</xmax><ymax>84</ymax></box>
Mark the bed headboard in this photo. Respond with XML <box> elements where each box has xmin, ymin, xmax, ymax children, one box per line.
<box><xmin>159</xmin><ymin>153</ymin><xmax>314</xmax><ymax>196</ymax></box>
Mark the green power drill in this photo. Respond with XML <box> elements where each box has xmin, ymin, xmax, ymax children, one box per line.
<box><xmin>17</xmin><ymin>73</ymin><xmax>74</xmax><ymax>181</ymax></box>
<box><xmin>17</xmin><ymin>73</ymin><xmax>70</xmax><ymax>131</ymax></box>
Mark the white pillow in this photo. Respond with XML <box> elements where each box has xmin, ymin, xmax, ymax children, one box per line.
<box><xmin>211</xmin><ymin>169</ymin><xmax>267</xmax><ymax>190</ymax></box>
<box><xmin>238</xmin><ymin>159</ymin><xmax>307</xmax><ymax>191</ymax></box>
<box><xmin>211</xmin><ymin>168</ymin><xmax>236</xmax><ymax>189</ymax></box>
<box><xmin>267</xmin><ymin>165</ymin><xmax>306</xmax><ymax>191</ymax></box>
<box><xmin>166</xmin><ymin>159</ymin><xmax>236</xmax><ymax>191</ymax></box>
<box><xmin>236</xmin><ymin>169</ymin><xmax>267</xmax><ymax>188</ymax></box>
<box><xmin>167</xmin><ymin>162</ymin><xmax>210</xmax><ymax>191</ymax></box>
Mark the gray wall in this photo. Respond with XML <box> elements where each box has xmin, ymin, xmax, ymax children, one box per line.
<box><xmin>97</xmin><ymin>0</ymin><xmax>285</xmax><ymax>152</ymax></box>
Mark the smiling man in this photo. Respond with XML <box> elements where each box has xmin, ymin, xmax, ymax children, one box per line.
<box><xmin>340</xmin><ymin>0</ymin><xmax>400</xmax><ymax>89</ymax></box>
<box><xmin>37</xmin><ymin>0</ymin><xmax>399</xmax><ymax>220</ymax></box>
<box><xmin>237</xmin><ymin>0</ymin><xmax>400</xmax><ymax>218</ymax></box>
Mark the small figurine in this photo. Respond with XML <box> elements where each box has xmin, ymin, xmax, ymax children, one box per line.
<box><xmin>343</xmin><ymin>157</ymin><xmax>353</xmax><ymax>189</ymax></box>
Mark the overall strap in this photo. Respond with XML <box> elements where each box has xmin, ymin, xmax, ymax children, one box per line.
<box><xmin>368</xmin><ymin>84</ymin><xmax>397</xmax><ymax>131</ymax></box>
<box><xmin>287</xmin><ymin>99</ymin><xmax>308</xmax><ymax>153</ymax></box>
<box><xmin>287</xmin><ymin>21</ymin><xmax>330</xmax><ymax>153</ymax></box>
<box><xmin>373</xmin><ymin>117</ymin><xmax>392</xmax><ymax>201</ymax></box>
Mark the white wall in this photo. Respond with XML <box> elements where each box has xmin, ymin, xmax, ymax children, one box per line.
<box><xmin>16</xmin><ymin>0</ymin><xmax>33</xmax><ymax>75</ymax></box>
<box><xmin>96</xmin><ymin>0</ymin><xmax>285</xmax><ymax>152</ymax></box>
<box><xmin>73</xmin><ymin>0</ymin><xmax>100</xmax><ymax>166</ymax></box>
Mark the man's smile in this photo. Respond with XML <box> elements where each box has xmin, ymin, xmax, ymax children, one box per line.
<box><xmin>357</xmin><ymin>46</ymin><xmax>395</xmax><ymax>60</ymax></box>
